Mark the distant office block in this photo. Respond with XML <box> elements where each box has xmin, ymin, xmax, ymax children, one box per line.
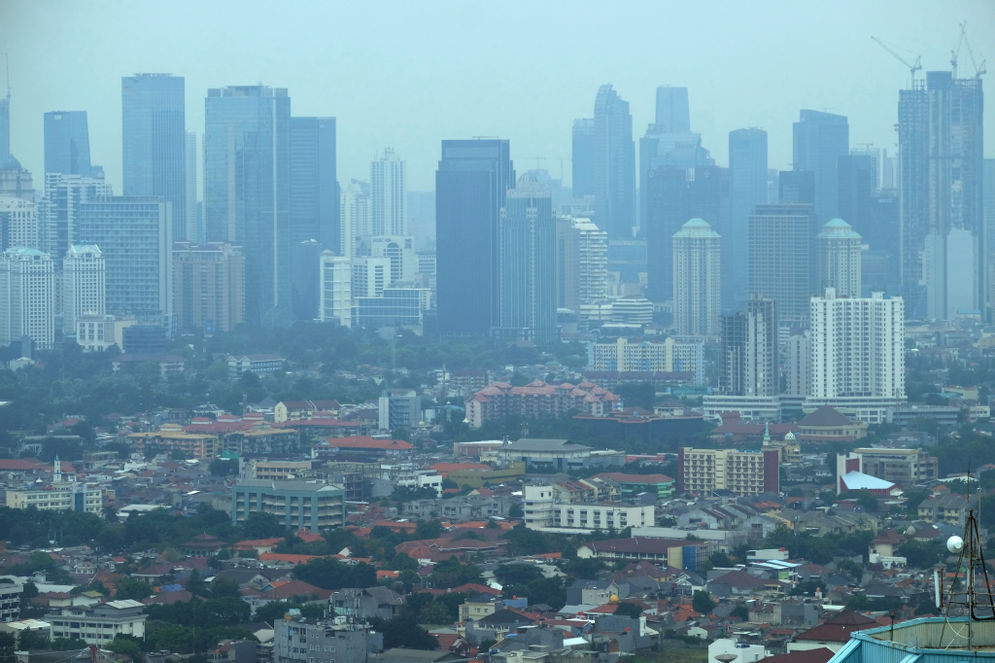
<box><xmin>44</xmin><ymin>111</ymin><xmax>101</xmax><ymax>178</ymax></box>
<box><xmin>748</xmin><ymin>204</ymin><xmax>813</xmax><ymax>327</ymax></box>
<box><xmin>122</xmin><ymin>74</ymin><xmax>187</xmax><ymax>240</ymax></box>
<box><xmin>204</xmin><ymin>85</ymin><xmax>290</xmax><ymax>321</ymax></box>
<box><xmin>77</xmin><ymin>197</ymin><xmax>172</xmax><ymax>323</ymax></box>
<box><xmin>495</xmin><ymin>177</ymin><xmax>557</xmax><ymax>344</ymax></box>
<box><xmin>584</xmin><ymin>85</ymin><xmax>636</xmax><ymax>239</ymax></box>
<box><xmin>793</xmin><ymin>109</ymin><xmax>848</xmax><ymax>222</ymax></box>
<box><xmin>728</xmin><ymin>128</ymin><xmax>768</xmax><ymax>308</ymax></box>
<box><xmin>435</xmin><ymin>139</ymin><xmax>514</xmax><ymax>336</ymax></box>
<box><xmin>290</xmin><ymin>116</ymin><xmax>339</xmax><ymax>254</ymax></box>
<box><xmin>640</xmin><ymin>86</ymin><xmax>714</xmax><ymax>233</ymax></box>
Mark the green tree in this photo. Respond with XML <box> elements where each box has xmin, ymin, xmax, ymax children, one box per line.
<box><xmin>692</xmin><ymin>590</ymin><xmax>715</xmax><ymax>615</ymax></box>
<box><xmin>371</xmin><ymin>617</ymin><xmax>438</xmax><ymax>650</ymax></box>
<box><xmin>614</xmin><ymin>602</ymin><xmax>643</xmax><ymax>619</ymax></box>
<box><xmin>106</xmin><ymin>637</ymin><xmax>145</xmax><ymax>663</ymax></box>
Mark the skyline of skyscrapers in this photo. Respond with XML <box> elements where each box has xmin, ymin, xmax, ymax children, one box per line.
<box><xmin>0</xmin><ymin>57</ymin><xmax>987</xmax><ymax>364</ymax></box>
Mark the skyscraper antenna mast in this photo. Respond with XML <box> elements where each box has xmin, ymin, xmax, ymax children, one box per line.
<box><xmin>4</xmin><ymin>53</ymin><xmax>9</xmax><ymax>99</ymax></box>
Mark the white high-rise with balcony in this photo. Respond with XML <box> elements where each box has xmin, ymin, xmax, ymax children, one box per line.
<box><xmin>806</xmin><ymin>288</ymin><xmax>905</xmax><ymax>422</ymax></box>
<box><xmin>0</xmin><ymin>248</ymin><xmax>55</xmax><ymax>349</ymax></box>
<box><xmin>62</xmin><ymin>244</ymin><xmax>105</xmax><ymax>335</ymax></box>
<box><xmin>319</xmin><ymin>251</ymin><xmax>351</xmax><ymax>327</ymax></box>
<box><xmin>370</xmin><ymin>148</ymin><xmax>405</xmax><ymax>236</ymax></box>
<box><xmin>672</xmin><ymin>218</ymin><xmax>721</xmax><ymax>337</ymax></box>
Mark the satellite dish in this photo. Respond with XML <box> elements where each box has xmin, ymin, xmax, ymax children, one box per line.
<box><xmin>947</xmin><ymin>535</ymin><xmax>964</xmax><ymax>553</ymax></box>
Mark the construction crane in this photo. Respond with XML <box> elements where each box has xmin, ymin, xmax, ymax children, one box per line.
<box><xmin>957</xmin><ymin>21</ymin><xmax>987</xmax><ymax>79</ymax></box>
<box><xmin>871</xmin><ymin>35</ymin><xmax>922</xmax><ymax>87</ymax></box>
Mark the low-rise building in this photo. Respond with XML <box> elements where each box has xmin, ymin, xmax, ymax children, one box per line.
<box><xmin>45</xmin><ymin>599</ymin><xmax>146</xmax><ymax>644</ymax></box>
<box><xmin>524</xmin><ymin>485</ymin><xmax>654</xmax><ymax>534</ymax></box>
<box><xmin>576</xmin><ymin>537</ymin><xmax>711</xmax><ymax>570</ymax></box>
<box><xmin>127</xmin><ymin>425</ymin><xmax>220</xmax><ymax>460</ymax></box>
<box><xmin>274</xmin><ymin>617</ymin><xmax>383</xmax><ymax>663</ymax></box>
<box><xmin>465</xmin><ymin>380</ymin><xmax>619</xmax><ymax>429</ymax></box>
<box><xmin>231</xmin><ymin>479</ymin><xmax>346</xmax><ymax>531</ymax></box>
<box><xmin>678</xmin><ymin>447</ymin><xmax>780</xmax><ymax>496</ymax></box>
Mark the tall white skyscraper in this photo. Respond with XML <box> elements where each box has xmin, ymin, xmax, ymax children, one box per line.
<box><xmin>672</xmin><ymin>218</ymin><xmax>721</xmax><ymax>337</ymax></box>
<box><xmin>817</xmin><ymin>218</ymin><xmax>862</xmax><ymax>298</ymax></box>
<box><xmin>371</xmin><ymin>148</ymin><xmax>406</xmax><ymax>237</ymax></box>
<box><xmin>319</xmin><ymin>250</ymin><xmax>351</xmax><ymax>327</ymax></box>
<box><xmin>62</xmin><ymin>244</ymin><xmax>105</xmax><ymax>335</ymax></box>
<box><xmin>0</xmin><ymin>248</ymin><xmax>55</xmax><ymax>349</ymax></box>
<box><xmin>808</xmin><ymin>289</ymin><xmax>905</xmax><ymax>421</ymax></box>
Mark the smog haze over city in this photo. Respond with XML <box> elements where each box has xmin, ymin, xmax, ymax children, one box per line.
<box><xmin>3</xmin><ymin>0</ymin><xmax>993</xmax><ymax>193</ymax></box>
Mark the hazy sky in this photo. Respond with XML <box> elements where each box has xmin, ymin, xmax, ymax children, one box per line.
<box><xmin>2</xmin><ymin>0</ymin><xmax>993</xmax><ymax>193</ymax></box>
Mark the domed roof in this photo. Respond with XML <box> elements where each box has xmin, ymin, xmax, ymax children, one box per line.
<box><xmin>784</xmin><ymin>431</ymin><xmax>796</xmax><ymax>441</ymax></box>
<box><xmin>818</xmin><ymin>218</ymin><xmax>861</xmax><ymax>240</ymax></box>
<box><xmin>673</xmin><ymin>217</ymin><xmax>720</xmax><ymax>238</ymax></box>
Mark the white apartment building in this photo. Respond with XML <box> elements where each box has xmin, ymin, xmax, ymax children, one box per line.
<box><xmin>523</xmin><ymin>484</ymin><xmax>654</xmax><ymax>534</ymax></box>
<box><xmin>63</xmin><ymin>244</ymin><xmax>105</xmax><ymax>336</ymax></box>
<box><xmin>817</xmin><ymin>218</ymin><xmax>862</xmax><ymax>298</ymax></box>
<box><xmin>672</xmin><ymin>218</ymin><xmax>721</xmax><ymax>337</ymax></box>
<box><xmin>46</xmin><ymin>599</ymin><xmax>146</xmax><ymax>644</ymax></box>
<box><xmin>319</xmin><ymin>251</ymin><xmax>351</xmax><ymax>327</ymax></box>
<box><xmin>0</xmin><ymin>247</ymin><xmax>54</xmax><ymax>349</ymax></box>
<box><xmin>806</xmin><ymin>289</ymin><xmax>905</xmax><ymax>423</ymax></box>
<box><xmin>370</xmin><ymin>148</ymin><xmax>406</xmax><ymax>236</ymax></box>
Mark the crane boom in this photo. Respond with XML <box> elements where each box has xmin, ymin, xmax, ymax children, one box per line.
<box><xmin>871</xmin><ymin>35</ymin><xmax>922</xmax><ymax>87</ymax></box>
